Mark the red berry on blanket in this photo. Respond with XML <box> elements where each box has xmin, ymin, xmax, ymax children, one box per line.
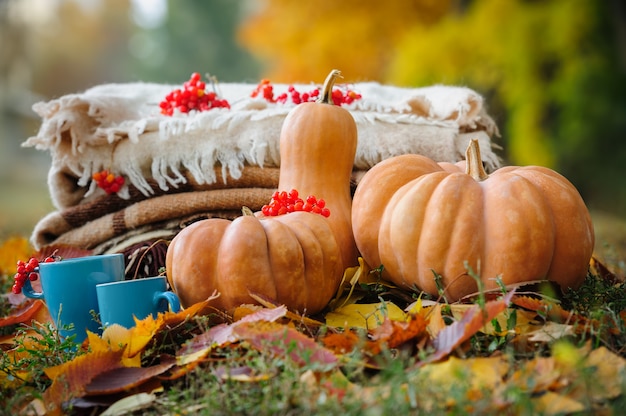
<box><xmin>251</xmin><ymin>79</ymin><xmax>361</xmax><ymax>106</ymax></box>
<box><xmin>160</xmin><ymin>72</ymin><xmax>230</xmax><ymax>116</ymax></box>
<box><xmin>92</xmin><ymin>169</ymin><xmax>125</xmax><ymax>194</ymax></box>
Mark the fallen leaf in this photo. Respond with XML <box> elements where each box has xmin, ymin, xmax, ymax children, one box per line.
<box><xmin>0</xmin><ymin>236</ymin><xmax>33</xmax><ymax>275</ymax></box>
<box><xmin>420</xmin><ymin>355</ymin><xmax>509</xmax><ymax>394</ymax></box>
<box><xmin>527</xmin><ymin>322</ymin><xmax>576</xmax><ymax>343</ymax></box>
<box><xmin>84</xmin><ymin>358</ymin><xmax>175</xmax><ymax>395</ymax></box>
<box><xmin>423</xmin><ymin>303</ymin><xmax>446</xmax><ymax>338</ymax></box>
<box><xmin>232</xmin><ymin>320</ymin><xmax>338</xmax><ymax>368</ymax></box>
<box><xmin>43</xmin><ymin>349</ymin><xmax>125</xmax><ymax>413</ymax></box>
<box><xmin>100</xmin><ymin>393</ymin><xmax>158</xmax><ymax>416</ymax></box>
<box><xmin>0</xmin><ymin>299</ymin><xmax>46</xmax><ymax>327</ymax></box>
<box><xmin>423</xmin><ymin>290</ymin><xmax>515</xmax><ymax>364</ymax></box>
<box><xmin>530</xmin><ymin>391</ymin><xmax>585</xmax><ymax>415</ymax></box>
<box><xmin>213</xmin><ymin>365</ymin><xmax>275</xmax><ymax>382</ymax></box>
<box><xmin>325</xmin><ymin>301</ymin><xmax>406</xmax><ymax>329</ymax></box>
<box><xmin>322</xmin><ymin>314</ymin><xmax>429</xmax><ymax>357</ymax></box>
<box><xmin>176</xmin><ymin>305</ymin><xmax>289</xmax><ymax>367</ymax></box>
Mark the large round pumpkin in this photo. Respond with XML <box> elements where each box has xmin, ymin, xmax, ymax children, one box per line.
<box><xmin>166</xmin><ymin>69</ymin><xmax>359</xmax><ymax>314</ymax></box>
<box><xmin>352</xmin><ymin>139</ymin><xmax>595</xmax><ymax>301</ymax></box>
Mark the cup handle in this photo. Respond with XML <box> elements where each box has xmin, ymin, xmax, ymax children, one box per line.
<box><xmin>22</xmin><ymin>278</ymin><xmax>44</xmax><ymax>300</ymax></box>
<box><xmin>154</xmin><ymin>291</ymin><xmax>181</xmax><ymax>313</ymax></box>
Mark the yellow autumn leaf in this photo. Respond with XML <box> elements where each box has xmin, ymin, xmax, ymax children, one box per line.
<box><xmin>572</xmin><ymin>346</ymin><xmax>626</xmax><ymax>402</ymax></box>
<box><xmin>89</xmin><ymin>327</ymin><xmax>142</xmax><ymax>367</ymax></box>
<box><xmin>531</xmin><ymin>391</ymin><xmax>585</xmax><ymax>415</ymax></box>
<box><xmin>325</xmin><ymin>301</ymin><xmax>406</xmax><ymax>329</ymax></box>
<box><xmin>0</xmin><ymin>236</ymin><xmax>33</xmax><ymax>276</ymax></box>
<box><xmin>423</xmin><ymin>356</ymin><xmax>509</xmax><ymax>392</ymax></box>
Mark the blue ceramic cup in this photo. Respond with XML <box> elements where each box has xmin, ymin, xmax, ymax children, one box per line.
<box><xmin>96</xmin><ymin>276</ymin><xmax>181</xmax><ymax>329</ymax></box>
<box><xmin>22</xmin><ymin>253</ymin><xmax>125</xmax><ymax>343</ymax></box>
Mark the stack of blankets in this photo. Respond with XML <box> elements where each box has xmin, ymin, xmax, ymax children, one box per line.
<box><xmin>23</xmin><ymin>79</ymin><xmax>501</xmax><ymax>279</ymax></box>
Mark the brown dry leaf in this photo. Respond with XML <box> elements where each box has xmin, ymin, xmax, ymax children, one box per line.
<box><xmin>325</xmin><ymin>301</ymin><xmax>406</xmax><ymax>330</ymax></box>
<box><xmin>424</xmin><ymin>290</ymin><xmax>515</xmax><ymax>364</ymax></box>
<box><xmin>84</xmin><ymin>357</ymin><xmax>175</xmax><ymax>396</ymax></box>
<box><xmin>42</xmin><ymin>349</ymin><xmax>125</xmax><ymax>413</ymax></box>
<box><xmin>232</xmin><ymin>320</ymin><xmax>338</xmax><ymax>368</ymax></box>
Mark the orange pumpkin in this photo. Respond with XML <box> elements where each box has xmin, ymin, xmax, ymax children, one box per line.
<box><xmin>352</xmin><ymin>139</ymin><xmax>595</xmax><ymax>301</ymax></box>
<box><xmin>166</xmin><ymin>69</ymin><xmax>359</xmax><ymax>314</ymax></box>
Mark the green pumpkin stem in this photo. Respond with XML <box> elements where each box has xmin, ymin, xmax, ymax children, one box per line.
<box><xmin>317</xmin><ymin>69</ymin><xmax>342</xmax><ymax>105</ymax></box>
<box><xmin>465</xmin><ymin>138</ymin><xmax>490</xmax><ymax>182</ymax></box>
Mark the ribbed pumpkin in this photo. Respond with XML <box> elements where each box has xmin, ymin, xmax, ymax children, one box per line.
<box><xmin>166</xmin><ymin>70</ymin><xmax>359</xmax><ymax>314</ymax></box>
<box><xmin>352</xmin><ymin>139</ymin><xmax>595</xmax><ymax>301</ymax></box>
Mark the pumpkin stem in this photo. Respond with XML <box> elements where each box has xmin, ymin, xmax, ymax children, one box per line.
<box><xmin>317</xmin><ymin>69</ymin><xmax>343</xmax><ymax>105</ymax></box>
<box><xmin>465</xmin><ymin>139</ymin><xmax>489</xmax><ymax>182</ymax></box>
<box><xmin>241</xmin><ymin>206</ymin><xmax>254</xmax><ymax>216</ymax></box>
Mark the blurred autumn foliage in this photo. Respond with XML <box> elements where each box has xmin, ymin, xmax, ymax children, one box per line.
<box><xmin>0</xmin><ymin>0</ymin><xmax>625</xmax><ymax>238</ymax></box>
<box><xmin>238</xmin><ymin>0</ymin><xmax>626</xmax><ymax>214</ymax></box>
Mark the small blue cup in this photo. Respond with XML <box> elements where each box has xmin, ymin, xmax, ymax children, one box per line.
<box><xmin>96</xmin><ymin>276</ymin><xmax>181</xmax><ymax>329</ymax></box>
<box><xmin>22</xmin><ymin>253</ymin><xmax>125</xmax><ymax>343</ymax></box>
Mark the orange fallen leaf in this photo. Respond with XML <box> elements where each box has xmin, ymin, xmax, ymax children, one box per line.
<box><xmin>323</xmin><ymin>314</ymin><xmax>429</xmax><ymax>356</ymax></box>
<box><xmin>0</xmin><ymin>299</ymin><xmax>46</xmax><ymax>327</ymax></box>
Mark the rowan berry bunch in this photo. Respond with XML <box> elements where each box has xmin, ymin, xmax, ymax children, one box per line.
<box><xmin>92</xmin><ymin>169</ymin><xmax>125</xmax><ymax>194</ymax></box>
<box><xmin>251</xmin><ymin>79</ymin><xmax>362</xmax><ymax>106</ymax></box>
<box><xmin>12</xmin><ymin>255</ymin><xmax>60</xmax><ymax>294</ymax></box>
<box><xmin>261</xmin><ymin>189</ymin><xmax>330</xmax><ymax>217</ymax></box>
<box><xmin>159</xmin><ymin>72</ymin><xmax>230</xmax><ymax>116</ymax></box>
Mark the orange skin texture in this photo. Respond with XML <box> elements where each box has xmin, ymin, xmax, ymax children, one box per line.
<box><xmin>166</xmin><ymin>72</ymin><xmax>359</xmax><ymax>314</ymax></box>
<box><xmin>352</xmin><ymin>147</ymin><xmax>595</xmax><ymax>301</ymax></box>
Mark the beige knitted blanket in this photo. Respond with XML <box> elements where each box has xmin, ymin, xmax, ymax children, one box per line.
<box><xmin>24</xmin><ymin>80</ymin><xmax>501</xmax><ymax>255</ymax></box>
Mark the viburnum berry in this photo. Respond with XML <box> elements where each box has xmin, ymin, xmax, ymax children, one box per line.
<box><xmin>11</xmin><ymin>254</ymin><xmax>61</xmax><ymax>294</ymax></box>
<box><xmin>160</xmin><ymin>72</ymin><xmax>230</xmax><ymax>116</ymax></box>
<box><xmin>93</xmin><ymin>169</ymin><xmax>125</xmax><ymax>194</ymax></box>
<box><xmin>261</xmin><ymin>189</ymin><xmax>330</xmax><ymax>217</ymax></box>
<box><xmin>250</xmin><ymin>79</ymin><xmax>360</xmax><ymax>107</ymax></box>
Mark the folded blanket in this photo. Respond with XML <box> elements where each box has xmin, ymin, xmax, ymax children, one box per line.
<box><xmin>25</xmin><ymin>79</ymin><xmax>502</xmax><ymax>262</ymax></box>
<box><xmin>24</xmin><ymin>81</ymin><xmax>500</xmax><ymax>211</ymax></box>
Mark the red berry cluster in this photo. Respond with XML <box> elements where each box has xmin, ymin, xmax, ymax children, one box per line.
<box><xmin>12</xmin><ymin>255</ymin><xmax>59</xmax><ymax>294</ymax></box>
<box><xmin>93</xmin><ymin>170</ymin><xmax>125</xmax><ymax>194</ymax></box>
<box><xmin>261</xmin><ymin>189</ymin><xmax>330</xmax><ymax>217</ymax></box>
<box><xmin>159</xmin><ymin>72</ymin><xmax>230</xmax><ymax>116</ymax></box>
<box><xmin>250</xmin><ymin>79</ymin><xmax>362</xmax><ymax>106</ymax></box>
